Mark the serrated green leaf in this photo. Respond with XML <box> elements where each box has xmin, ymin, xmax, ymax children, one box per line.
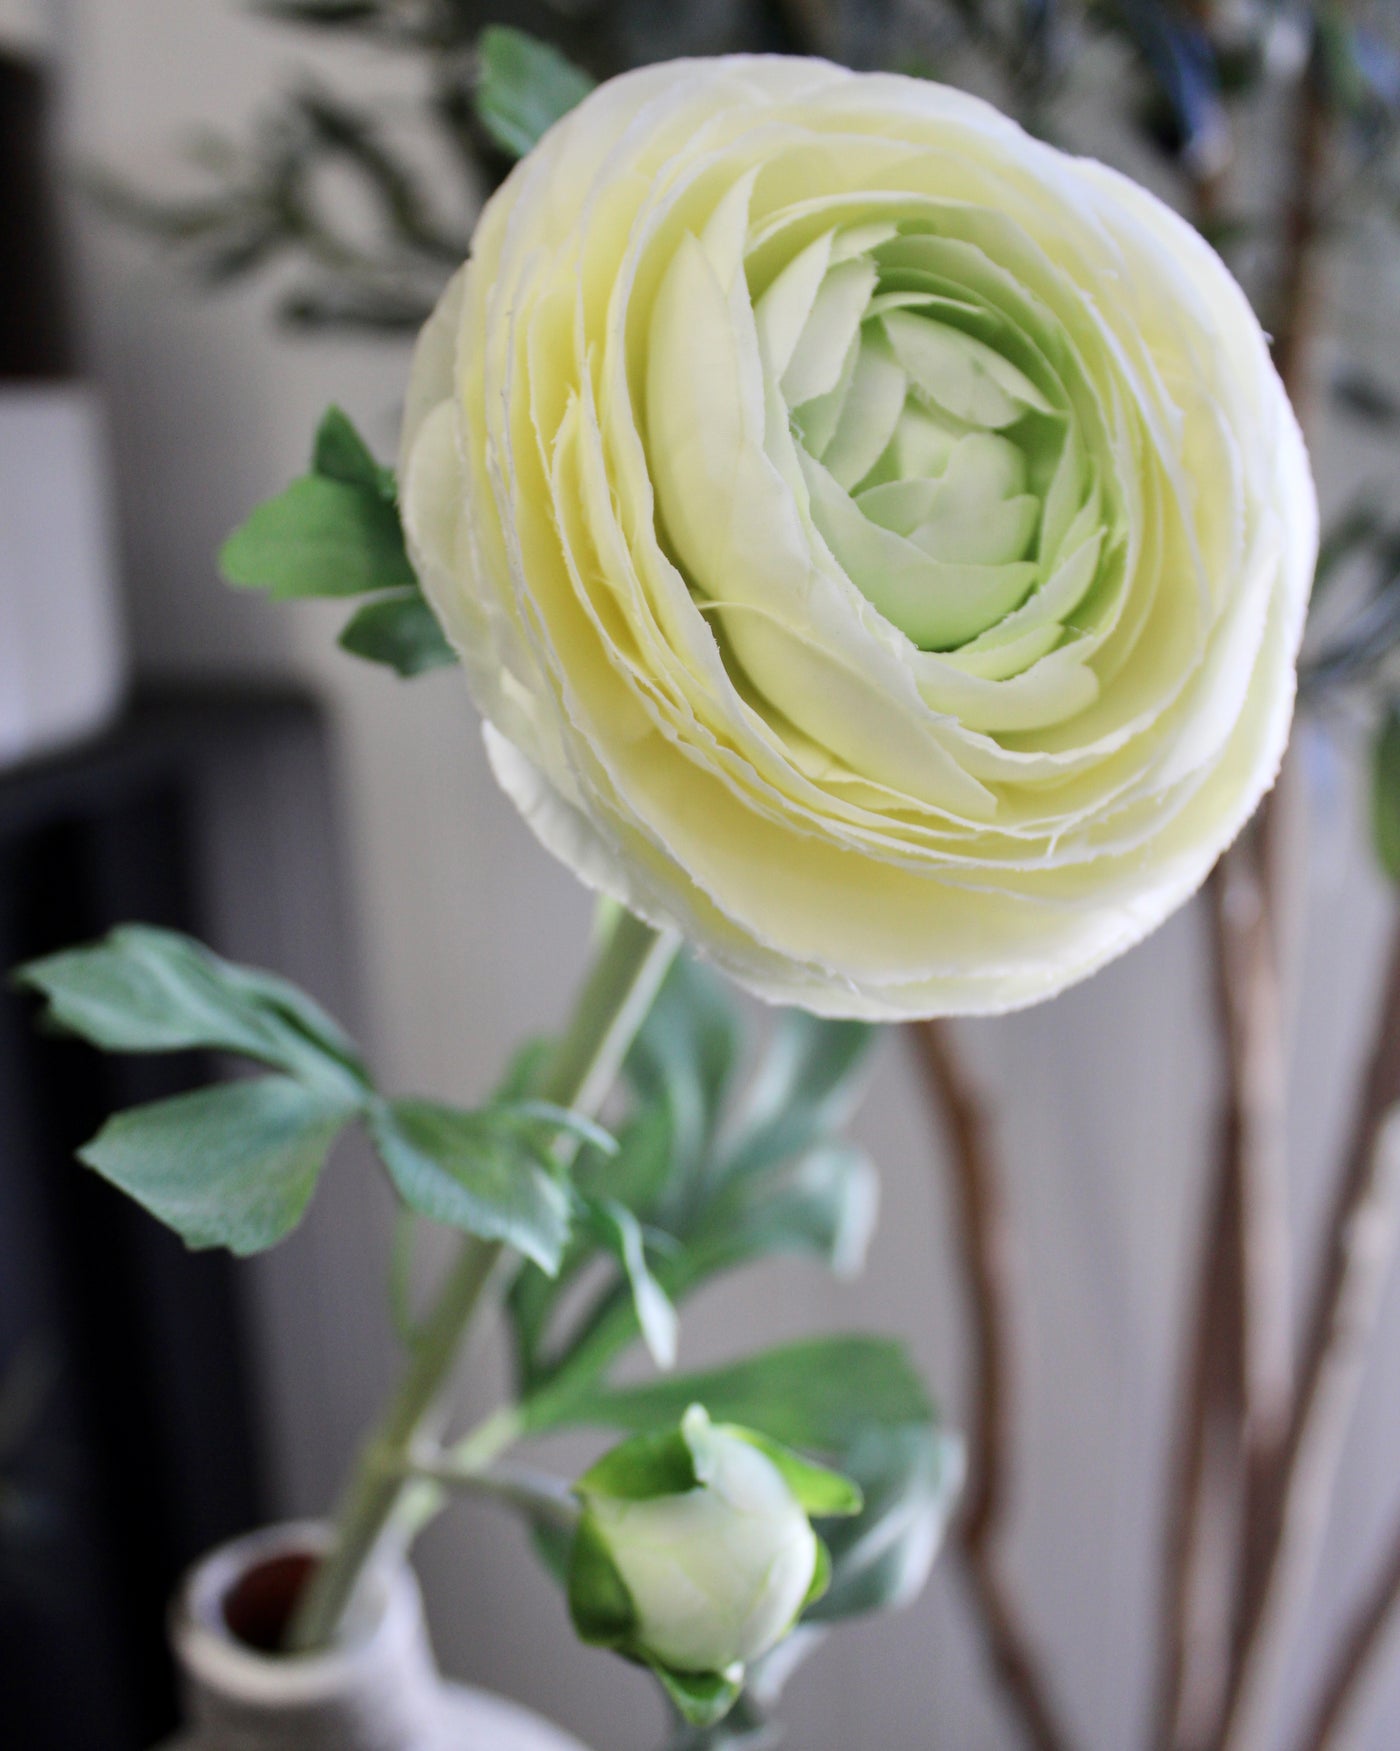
<box><xmin>370</xmin><ymin>1099</ymin><xmax>571</xmax><ymax>1272</ymax></box>
<box><xmin>1372</xmin><ymin>705</ymin><xmax>1400</xmax><ymax>882</ymax></box>
<box><xmin>475</xmin><ymin>28</ymin><xmax>595</xmax><ymax>160</ymax></box>
<box><xmin>15</xmin><ymin>924</ymin><xmax>367</xmax><ymax>1093</ymax></box>
<box><xmin>219</xmin><ymin>473</ymin><xmax>415</xmax><ymax>599</ymax></box>
<box><xmin>79</xmin><ymin>1075</ymin><xmax>357</xmax><ymax>1254</ymax></box>
<box><xmin>339</xmin><ymin>590</ymin><xmax>457</xmax><ymax>676</ymax></box>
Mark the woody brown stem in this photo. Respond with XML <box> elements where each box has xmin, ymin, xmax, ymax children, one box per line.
<box><xmin>1222</xmin><ymin>927</ymin><xmax>1400</xmax><ymax>1751</ymax></box>
<box><xmin>1293</xmin><ymin>1498</ymin><xmax>1400</xmax><ymax>1751</ymax></box>
<box><xmin>910</xmin><ymin>1019</ymin><xmax>1076</xmax><ymax>1751</ymax></box>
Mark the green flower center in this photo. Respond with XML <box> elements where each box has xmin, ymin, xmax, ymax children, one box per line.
<box><xmin>753</xmin><ymin>218</ymin><xmax>1118</xmax><ymax>669</ymax></box>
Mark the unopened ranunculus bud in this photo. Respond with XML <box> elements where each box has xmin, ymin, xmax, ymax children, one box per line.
<box><xmin>567</xmin><ymin>1404</ymin><xmax>860</xmax><ymax>1725</ymax></box>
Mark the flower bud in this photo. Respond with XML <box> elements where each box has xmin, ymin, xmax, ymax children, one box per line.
<box><xmin>567</xmin><ymin>1404</ymin><xmax>860</xmax><ymax>1725</ymax></box>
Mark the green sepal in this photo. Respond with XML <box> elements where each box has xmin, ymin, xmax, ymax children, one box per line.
<box><xmin>338</xmin><ymin>590</ymin><xmax>457</xmax><ymax>676</ymax></box>
<box><xmin>648</xmin><ymin>1660</ymin><xmax>745</xmax><ymax>1729</ymax></box>
<box><xmin>79</xmin><ymin>1074</ymin><xmax>359</xmax><ymax>1255</ymax></box>
<box><xmin>575</xmin><ymin>1422</ymin><xmax>700</xmax><ymax>1503</ymax></box>
<box><xmin>475</xmin><ymin>27</ymin><xmax>595</xmax><ymax>160</ymax></box>
<box><xmin>567</xmin><ymin>1511</ymin><xmax>638</xmax><ymax>1648</ymax></box>
<box><xmin>802</xmin><ymin>1538</ymin><xmax>833</xmax><ymax>1613</ymax></box>
<box><xmin>722</xmin><ymin>1428</ymin><xmax>862</xmax><ymax>1518</ymax></box>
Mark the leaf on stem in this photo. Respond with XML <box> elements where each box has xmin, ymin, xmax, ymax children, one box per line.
<box><xmin>220</xmin><ymin>472</ymin><xmax>414</xmax><ymax>599</ymax></box>
<box><xmin>80</xmin><ymin>1076</ymin><xmax>359</xmax><ymax>1254</ymax></box>
<box><xmin>15</xmin><ymin>923</ymin><xmax>367</xmax><ymax>1092</ymax></box>
<box><xmin>369</xmin><ymin>1098</ymin><xmax>573</xmax><ymax>1273</ymax></box>
<box><xmin>475</xmin><ymin>28</ymin><xmax>595</xmax><ymax>160</ymax></box>
<box><xmin>339</xmin><ymin>590</ymin><xmax>457</xmax><ymax>675</ymax></box>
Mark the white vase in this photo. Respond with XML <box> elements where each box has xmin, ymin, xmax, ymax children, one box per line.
<box><xmin>160</xmin><ymin>1523</ymin><xmax>591</xmax><ymax>1751</ymax></box>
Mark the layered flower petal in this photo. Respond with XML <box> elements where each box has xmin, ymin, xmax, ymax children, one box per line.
<box><xmin>400</xmin><ymin>56</ymin><xmax>1316</xmax><ymax>1019</ymax></box>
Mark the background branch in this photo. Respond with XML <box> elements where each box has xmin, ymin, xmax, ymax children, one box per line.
<box><xmin>1221</xmin><ymin>926</ymin><xmax>1400</xmax><ymax>1750</ymax></box>
<box><xmin>1294</xmin><ymin>1498</ymin><xmax>1400</xmax><ymax>1751</ymax></box>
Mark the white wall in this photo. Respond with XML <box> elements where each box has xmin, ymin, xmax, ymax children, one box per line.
<box><xmin>44</xmin><ymin>4</ymin><xmax>1400</xmax><ymax>1745</ymax></box>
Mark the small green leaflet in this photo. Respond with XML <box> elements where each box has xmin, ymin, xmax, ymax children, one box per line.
<box><xmin>369</xmin><ymin>1099</ymin><xmax>575</xmax><ymax>1273</ymax></box>
<box><xmin>218</xmin><ymin>405</ymin><xmax>457</xmax><ymax>677</ymax></box>
<box><xmin>79</xmin><ymin>1076</ymin><xmax>359</xmax><ymax>1254</ymax></box>
<box><xmin>339</xmin><ymin>591</ymin><xmax>456</xmax><ymax>676</ymax></box>
<box><xmin>15</xmin><ymin>924</ymin><xmax>604</xmax><ymax>1271</ymax></box>
<box><xmin>475</xmin><ymin>28</ymin><xmax>596</xmax><ymax>160</ymax></box>
<box><xmin>15</xmin><ymin>923</ymin><xmax>367</xmax><ymax>1095</ymax></box>
<box><xmin>220</xmin><ymin>472</ymin><xmax>415</xmax><ymax>599</ymax></box>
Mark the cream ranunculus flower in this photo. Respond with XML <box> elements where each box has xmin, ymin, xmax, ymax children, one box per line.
<box><xmin>400</xmin><ymin>56</ymin><xmax>1316</xmax><ymax>1019</ymax></box>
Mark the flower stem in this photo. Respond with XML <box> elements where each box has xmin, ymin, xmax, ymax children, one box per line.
<box><xmin>285</xmin><ymin>908</ymin><xmax>678</xmax><ymax>1652</ymax></box>
<box><xmin>408</xmin><ymin>1454</ymin><xmax>581</xmax><ymax>1532</ymax></box>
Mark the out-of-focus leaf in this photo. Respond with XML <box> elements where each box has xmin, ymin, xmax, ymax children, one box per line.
<box><xmin>721</xmin><ymin>1011</ymin><xmax>874</xmax><ymax>1181</ymax></box>
<box><xmin>687</xmin><ymin>1142</ymin><xmax>879</xmax><ymax>1280</ymax></box>
<box><xmin>339</xmin><ymin>591</ymin><xmax>458</xmax><ymax>675</ymax></box>
<box><xmin>291</xmin><ymin>88</ymin><xmax>465</xmax><ymax>259</ymax></box>
<box><xmin>577</xmin><ymin>1196</ymin><xmax>678</xmax><ymax>1369</ymax></box>
<box><xmin>1371</xmin><ymin>704</ymin><xmax>1400</xmax><ymax>881</ymax></box>
<box><xmin>534</xmin><ymin>1334</ymin><xmax>933</xmax><ymax>1447</ymax></box>
<box><xmin>1313</xmin><ymin>499</ymin><xmax>1385</xmax><ymax>601</ymax></box>
<box><xmin>806</xmin><ymin>1425</ymin><xmax>963</xmax><ymax>1620</ymax></box>
<box><xmin>255</xmin><ymin>1</ymin><xmax>383</xmax><ymax>25</ymax></box>
<box><xmin>1111</xmin><ymin>0</ymin><xmax>1226</xmax><ymax>172</ymax></box>
<box><xmin>625</xmin><ymin>955</ymin><xmax>744</xmax><ymax>1186</ymax></box>
<box><xmin>80</xmin><ymin>1076</ymin><xmax>358</xmax><ymax>1254</ymax></box>
<box><xmin>278</xmin><ymin>282</ymin><xmax>437</xmax><ymax>332</ymax></box>
<box><xmin>15</xmin><ymin>923</ymin><xmax>367</xmax><ymax>1092</ymax></box>
<box><xmin>474</xmin><ymin>27</ymin><xmax>596</xmax><ymax>159</ymax></box>
<box><xmin>1332</xmin><ymin>367</ymin><xmax>1400</xmax><ymax>428</ymax></box>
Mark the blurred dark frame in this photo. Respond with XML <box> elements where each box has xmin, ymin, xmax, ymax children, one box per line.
<box><xmin>0</xmin><ymin>689</ymin><xmax>352</xmax><ymax>1751</ymax></box>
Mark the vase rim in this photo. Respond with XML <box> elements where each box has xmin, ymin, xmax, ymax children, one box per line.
<box><xmin>173</xmin><ymin>1520</ymin><xmax>419</xmax><ymax>1706</ymax></box>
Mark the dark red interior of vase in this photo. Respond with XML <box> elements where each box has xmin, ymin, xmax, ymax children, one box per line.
<box><xmin>223</xmin><ymin>1551</ymin><xmax>318</xmax><ymax>1654</ymax></box>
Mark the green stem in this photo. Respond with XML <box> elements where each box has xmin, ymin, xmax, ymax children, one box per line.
<box><xmin>285</xmin><ymin>909</ymin><xmax>677</xmax><ymax>1652</ymax></box>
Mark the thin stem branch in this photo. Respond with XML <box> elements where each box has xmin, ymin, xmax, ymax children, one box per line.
<box><xmin>408</xmin><ymin>1453</ymin><xmax>580</xmax><ymax>1532</ymax></box>
<box><xmin>285</xmin><ymin>910</ymin><xmax>678</xmax><ymax>1652</ymax></box>
<box><xmin>910</xmin><ymin>1019</ymin><xmax>1076</xmax><ymax>1751</ymax></box>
